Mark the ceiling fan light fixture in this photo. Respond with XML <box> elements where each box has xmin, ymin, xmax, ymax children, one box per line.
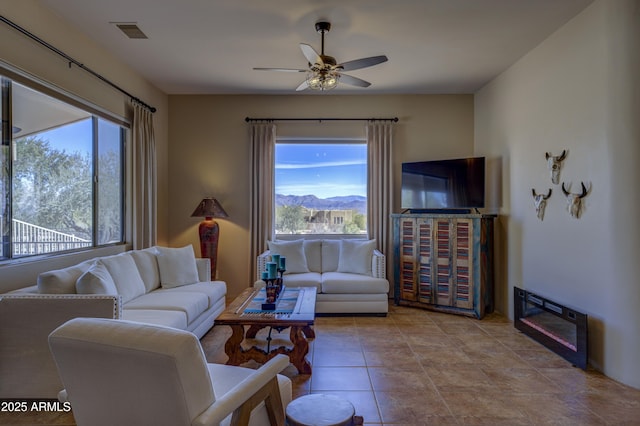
<box><xmin>306</xmin><ymin>70</ymin><xmax>340</xmax><ymax>91</ymax></box>
<box><xmin>255</xmin><ymin>20</ymin><xmax>386</xmax><ymax>91</ymax></box>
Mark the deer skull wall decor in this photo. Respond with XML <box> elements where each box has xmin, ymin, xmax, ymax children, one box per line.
<box><xmin>546</xmin><ymin>150</ymin><xmax>567</xmax><ymax>184</ymax></box>
<box><xmin>532</xmin><ymin>188</ymin><xmax>552</xmax><ymax>221</ymax></box>
<box><xmin>561</xmin><ymin>181</ymin><xmax>588</xmax><ymax>218</ymax></box>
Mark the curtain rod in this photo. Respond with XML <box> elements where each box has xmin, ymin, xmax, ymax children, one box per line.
<box><xmin>0</xmin><ymin>15</ymin><xmax>156</xmax><ymax>113</ymax></box>
<box><xmin>245</xmin><ymin>117</ymin><xmax>398</xmax><ymax>123</ymax></box>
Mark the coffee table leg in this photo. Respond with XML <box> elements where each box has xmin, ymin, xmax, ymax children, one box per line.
<box><xmin>302</xmin><ymin>325</ymin><xmax>315</xmax><ymax>339</ymax></box>
<box><xmin>224</xmin><ymin>325</ymin><xmax>245</xmax><ymax>366</ymax></box>
<box><xmin>289</xmin><ymin>326</ymin><xmax>312</xmax><ymax>374</ymax></box>
<box><xmin>245</xmin><ymin>324</ymin><xmax>265</xmax><ymax>338</ymax></box>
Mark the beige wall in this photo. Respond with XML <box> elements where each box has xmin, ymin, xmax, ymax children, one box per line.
<box><xmin>475</xmin><ymin>0</ymin><xmax>640</xmax><ymax>388</ymax></box>
<box><xmin>168</xmin><ymin>94</ymin><xmax>474</xmax><ymax>298</ymax></box>
<box><xmin>0</xmin><ymin>0</ymin><xmax>169</xmax><ymax>291</ymax></box>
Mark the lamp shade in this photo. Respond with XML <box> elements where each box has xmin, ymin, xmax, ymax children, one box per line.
<box><xmin>190</xmin><ymin>198</ymin><xmax>229</xmax><ymax>218</ymax></box>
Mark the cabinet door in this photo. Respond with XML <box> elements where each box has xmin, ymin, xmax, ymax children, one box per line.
<box><xmin>417</xmin><ymin>218</ymin><xmax>434</xmax><ymax>304</ymax></box>
<box><xmin>399</xmin><ymin>218</ymin><xmax>418</xmax><ymax>301</ymax></box>
<box><xmin>452</xmin><ymin>219</ymin><xmax>474</xmax><ymax>309</ymax></box>
<box><xmin>434</xmin><ymin>219</ymin><xmax>452</xmax><ymax>306</ymax></box>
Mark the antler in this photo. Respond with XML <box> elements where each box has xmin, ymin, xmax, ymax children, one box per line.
<box><xmin>562</xmin><ymin>182</ymin><xmax>588</xmax><ymax>198</ymax></box>
<box><xmin>532</xmin><ymin>188</ymin><xmax>552</xmax><ymax>199</ymax></box>
<box><xmin>546</xmin><ymin>150</ymin><xmax>567</xmax><ymax>161</ymax></box>
<box><xmin>579</xmin><ymin>182</ymin><xmax>588</xmax><ymax>198</ymax></box>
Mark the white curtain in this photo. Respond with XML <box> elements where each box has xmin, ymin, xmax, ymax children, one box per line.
<box><xmin>131</xmin><ymin>101</ymin><xmax>157</xmax><ymax>249</ymax></box>
<box><xmin>367</xmin><ymin>121</ymin><xmax>394</xmax><ymax>260</ymax></box>
<box><xmin>249</xmin><ymin>123</ymin><xmax>276</xmax><ymax>281</ymax></box>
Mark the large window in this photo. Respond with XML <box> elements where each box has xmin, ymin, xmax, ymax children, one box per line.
<box><xmin>0</xmin><ymin>77</ymin><xmax>125</xmax><ymax>260</ymax></box>
<box><xmin>275</xmin><ymin>140</ymin><xmax>367</xmax><ymax>235</ymax></box>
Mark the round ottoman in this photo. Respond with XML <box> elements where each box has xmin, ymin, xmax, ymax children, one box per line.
<box><xmin>286</xmin><ymin>394</ymin><xmax>362</xmax><ymax>426</ymax></box>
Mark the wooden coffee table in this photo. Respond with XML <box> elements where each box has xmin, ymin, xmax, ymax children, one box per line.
<box><xmin>216</xmin><ymin>286</ymin><xmax>316</xmax><ymax>374</ymax></box>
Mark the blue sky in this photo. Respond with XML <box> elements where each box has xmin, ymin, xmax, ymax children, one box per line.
<box><xmin>38</xmin><ymin>118</ymin><xmax>92</xmax><ymax>155</ymax></box>
<box><xmin>29</xmin><ymin>117</ymin><xmax>120</xmax><ymax>156</ymax></box>
<box><xmin>275</xmin><ymin>143</ymin><xmax>367</xmax><ymax>199</ymax></box>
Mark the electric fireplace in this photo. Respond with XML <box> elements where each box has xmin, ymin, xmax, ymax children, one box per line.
<box><xmin>514</xmin><ymin>286</ymin><xmax>588</xmax><ymax>369</ymax></box>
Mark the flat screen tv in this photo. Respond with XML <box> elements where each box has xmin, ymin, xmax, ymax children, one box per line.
<box><xmin>401</xmin><ymin>156</ymin><xmax>485</xmax><ymax>211</ymax></box>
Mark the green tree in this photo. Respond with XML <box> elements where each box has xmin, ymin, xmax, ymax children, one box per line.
<box><xmin>97</xmin><ymin>149</ymin><xmax>122</xmax><ymax>244</ymax></box>
<box><xmin>343</xmin><ymin>211</ymin><xmax>366</xmax><ymax>234</ymax></box>
<box><xmin>343</xmin><ymin>221</ymin><xmax>361</xmax><ymax>234</ymax></box>
<box><xmin>276</xmin><ymin>205</ymin><xmax>306</xmax><ymax>234</ymax></box>
<box><xmin>12</xmin><ymin>136</ymin><xmax>92</xmax><ymax>239</ymax></box>
<box><xmin>1</xmin><ymin>144</ymin><xmax>10</xmax><ymax>257</ymax></box>
<box><xmin>353</xmin><ymin>213</ymin><xmax>366</xmax><ymax>230</ymax></box>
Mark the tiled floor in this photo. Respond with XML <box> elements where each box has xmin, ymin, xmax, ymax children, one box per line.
<box><xmin>3</xmin><ymin>304</ymin><xmax>640</xmax><ymax>425</ymax></box>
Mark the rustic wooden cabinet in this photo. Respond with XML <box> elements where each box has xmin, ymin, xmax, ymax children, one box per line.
<box><xmin>392</xmin><ymin>213</ymin><xmax>495</xmax><ymax>318</ymax></box>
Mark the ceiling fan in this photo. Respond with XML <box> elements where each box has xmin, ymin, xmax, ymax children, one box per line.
<box><xmin>253</xmin><ymin>21</ymin><xmax>388</xmax><ymax>91</ymax></box>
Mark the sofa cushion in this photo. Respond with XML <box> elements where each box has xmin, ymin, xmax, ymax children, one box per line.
<box><xmin>98</xmin><ymin>254</ymin><xmax>146</xmax><ymax>304</ymax></box>
<box><xmin>304</xmin><ymin>240</ymin><xmax>322</xmax><ymax>273</ymax></box>
<box><xmin>124</xmin><ymin>291</ymin><xmax>209</xmax><ymax>324</ymax></box>
<box><xmin>321</xmin><ymin>240</ymin><xmax>341</xmax><ymax>272</ymax></box>
<box><xmin>268</xmin><ymin>240</ymin><xmax>308</xmax><ymax>274</ymax></box>
<box><xmin>321</xmin><ymin>272</ymin><xmax>389</xmax><ymax>294</ymax></box>
<box><xmin>281</xmin><ymin>272</ymin><xmax>322</xmax><ymax>292</ymax></box>
<box><xmin>75</xmin><ymin>263</ymin><xmax>118</xmax><ymax>295</ymax></box>
<box><xmin>129</xmin><ymin>247</ymin><xmax>161</xmax><ymax>292</ymax></box>
<box><xmin>121</xmin><ymin>309</ymin><xmax>188</xmax><ymax>330</ymax></box>
<box><xmin>155</xmin><ymin>281</ymin><xmax>226</xmax><ymax>309</ymax></box>
<box><xmin>156</xmin><ymin>245</ymin><xmax>200</xmax><ymax>288</ymax></box>
<box><xmin>37</xmin><ymin>260</ymin><xmax>93</xmax><ymax>294</ymax></box>
<box><xmin>337</xmin><ymin>239</ymin><xmax>376</xmax><ymax>276</ymax></box>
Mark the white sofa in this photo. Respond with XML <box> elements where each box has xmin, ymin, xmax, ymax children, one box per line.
<box><xmin>0</xmin><ymin>245</ymin><xmax>227</xmax><ymax>399</ymax></box>
<box><xmin>14</xmin><ymin>245</ymin><xmax>227</xmax><ymax>337</ymax></box>
<box><xmin>256</xmin><ymin>239</ymin><xmax>389</xmax><ymax>315</ymax></box>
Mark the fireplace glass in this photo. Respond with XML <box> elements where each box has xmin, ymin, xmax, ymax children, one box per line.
<box><xmin>514</xmin><ymin>286</ymin><xmax>587</xmax><ymax>369</ymax></box>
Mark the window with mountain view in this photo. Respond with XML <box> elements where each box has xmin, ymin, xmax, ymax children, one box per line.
<box><xmin>275</xmin><ymin>141</ymin><xmax>367</xmax><ymax>235</ymax></box>
<box><xmin>0</xmin><ymin>77</ymin><xmax>125</xmax><ymax>260</ymax></box>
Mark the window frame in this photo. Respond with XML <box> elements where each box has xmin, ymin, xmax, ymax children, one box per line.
<box><xmin>0</xmin><ymin>67</ymin><xmax>128</xmax><ymax>263</ymax></box>
<box><xmin>274</xmin><ymin>137</ymin><xmax>368</xmax><ymax>240</ymax></box>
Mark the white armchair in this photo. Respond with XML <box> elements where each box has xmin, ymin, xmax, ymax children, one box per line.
<box><xmin>48</xmin><ymin>318</ymin><xmax>292</xmax><ymax>426</ymax></box>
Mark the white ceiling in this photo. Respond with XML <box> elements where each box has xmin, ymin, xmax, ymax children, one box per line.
<box><xmin>38</xmin><ymin>0</ymin><xmax>594</xmax><ymax>95</ymax></box>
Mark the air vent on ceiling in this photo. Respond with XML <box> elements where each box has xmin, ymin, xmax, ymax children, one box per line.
<box><xmin>113</xmin><ymin>23</ymin><xmax>148</xmax><ymax>39</ymax></box>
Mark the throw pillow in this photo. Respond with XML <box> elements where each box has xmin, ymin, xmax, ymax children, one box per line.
<box><xmin>36</xmin><ymin>261</ymin><xmax>93</xmax><ymax>294</ymax></box>
<box><xmin>99</xmin><ymin>254</ymin><xmax>146</xmax><ymax>303</ymax></box>
<box><xmin>75</xmin><ymin>262</ymin><xmax>118</xmax><ymax>295</ymax></box>
<box><xmin>156</xmin><ymin>245</ymin><xmax>200</xmax><ymax>288</ymax></box>
<box><xmin>321</xmin><ymin>240</ymin><xmax>341</xmax><ymax>272</ymax></box>
<box><xmin>130</xmin><ymin>248</ymin><xmax>161</xmax><ymax>292</ymax></box>
<box><xmin>304</xmin><ymin>240</ymin><xmax>322</xmax><ymax>273</ymax></box>
<box><xmin>337</xmin><ymin>239</ymin><xmax>376</xmax><ymax>276</ymax></box>
<box><xmin>267</xmin><ymin>240</ymin><xmax>309</xmax><ymax>274</ymax></box>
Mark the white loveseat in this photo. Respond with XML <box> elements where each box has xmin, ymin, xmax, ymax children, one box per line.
<box><xmin>256</xmin><ymin>239</ymin><xmax>389</xmax><ymax>315</ymax></box>
<box><xmin>0</xmin><ymin>245</ymin><xmax>227</xmax><ymax>399</ymax></box>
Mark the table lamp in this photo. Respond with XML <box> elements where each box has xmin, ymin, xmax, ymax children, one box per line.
<box><xmin>191</xmin><ymin>197</ymin><xmax>228</xmax><ymax>280</ymax></box>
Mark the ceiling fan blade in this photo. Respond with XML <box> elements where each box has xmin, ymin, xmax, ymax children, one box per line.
<box><xmin>338</xmin><ymin>73</ymin><xmax>371</xmax><ymax>88</ymax></box>
<box><xmin>253</xmin><ymin>67</ymin><xmax>307</xmax><ymax>72</ymax></box>
<box><xmin>338</xmin><ymin>55</ymin><xmax>388</xmax><ymax>72</ymax></box>
<box><xmin>295</xmin><ymin>80</ymin><xmax>310</xmax><ymax>91</ymax></box>
<box><xmin>300</xmin><ymin>43</ymin><xmax>322</xmax><ymax>66</ymax></box>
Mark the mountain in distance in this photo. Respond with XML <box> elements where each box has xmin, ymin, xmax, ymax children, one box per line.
<box><xmin>276</xmin><ymin>194</ymin><xmax>366</xmax><ymax>215</ymax></box>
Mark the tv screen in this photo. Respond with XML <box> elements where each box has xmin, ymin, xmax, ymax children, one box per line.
<box><xmin>401</xmin><ymin>157</ymin><xmax>485</xmax><ymax>210</ymax></box>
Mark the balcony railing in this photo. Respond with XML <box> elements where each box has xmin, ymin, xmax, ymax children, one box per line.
<box><xmin>9</xmin><ymin>219</ymin><xmax>91</xmax><ymax>256</ymax></box>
